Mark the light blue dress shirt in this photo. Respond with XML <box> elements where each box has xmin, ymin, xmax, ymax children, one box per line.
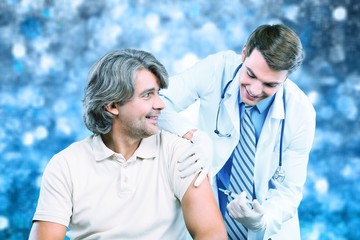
<box><xmin>217</xmin><ymin>92</ymin><xmax>275</xmax><ymax>215</ymax></box>
<box><xmin>239</xmin><ymin>92</ymin><xmax>276</xmax><ymax>144</ymax></box>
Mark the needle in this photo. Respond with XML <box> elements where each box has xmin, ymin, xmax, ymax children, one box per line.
<box><xmin>218</xmin><ymin>188</ymin><xmax>252</xmax><ymax>204</ymax></box>
<box><xmin>218</xmin><ymin>188</ymin><xmax>239</xmax><ymax>198</ymax></box>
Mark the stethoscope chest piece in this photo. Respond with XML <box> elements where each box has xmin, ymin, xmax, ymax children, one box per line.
<box><xmin>273</xmin><ymin>166</ymin><xmax>285</xmax><ymax>183</ymax></box>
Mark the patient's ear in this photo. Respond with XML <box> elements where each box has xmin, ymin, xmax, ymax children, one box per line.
<box><xmin>105</xmin><ymin>103</ymin><xmax>119</xmax><ymax>115</ymax></box>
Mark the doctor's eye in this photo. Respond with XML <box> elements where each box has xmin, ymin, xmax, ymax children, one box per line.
<box><xmin>264</xmin><ymin>82</ymin><xmax>279</xmax><ymax>88</ymax></box>
<box><xmin>246</xmin><ymin>70</ymin><xmax>256</xmax><ymax>79</ymax></box>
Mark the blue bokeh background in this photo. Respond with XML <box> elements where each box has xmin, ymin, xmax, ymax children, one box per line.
<box><xmin>1</xmin><ymin>0</ymin><xmax>359</xmax><ymax>239</ymax></box>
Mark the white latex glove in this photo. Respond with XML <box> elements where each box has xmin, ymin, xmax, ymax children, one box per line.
<box><xmin>178</xmin><ymin>130</ymin><xmax>212</xmax><ymax>187</ymax></box>
<box><xmin>227</xmin><ymin>191</ymin><xmax>267</xmax><ymax>232</ymax></box>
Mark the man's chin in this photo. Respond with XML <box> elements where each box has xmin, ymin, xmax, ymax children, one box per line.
<box><xmin>242</xmin><ymin>96</ymin><xmax>264</xmax><ymax>106</ymax></box>
<box><xmin>242</xmin><ymin>99</ymin><xmax>257</xmax><ymax>106</ymax></box>
<box><xmin>145</xmin><ymin>126</ymin><xmax>160</xmax><ymax>137</ymax></box>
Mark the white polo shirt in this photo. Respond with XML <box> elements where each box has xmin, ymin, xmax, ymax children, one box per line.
<box><xmin>33</xmin><ymin>130</ymin><xmax>195</xmax><ymax>239</ymax></box>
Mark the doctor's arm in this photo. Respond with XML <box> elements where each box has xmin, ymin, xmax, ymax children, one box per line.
<box><xmin>182</xmin><ymin>175</ymin><xmax>227</xmax><ymax>240</ymax></box>
<box><xmin>28</xmin><ymin>221</ymin><xmax>67</xmax><ymax>240</ymax></box>
<box><xmin>160</xmin><ymin>53</ymin><xmax>230</xmax><ymax>186</ymax></box>
<box><xmin>159</xmin><ymin>51</ymin><xmax>228</xmax><ymax>137</ymax></box>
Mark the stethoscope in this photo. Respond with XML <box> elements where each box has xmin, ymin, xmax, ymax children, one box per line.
<box><xmin>214</xmin><ymin>64</ymin><xmax>286</xmax><ymax>183</ymax></box>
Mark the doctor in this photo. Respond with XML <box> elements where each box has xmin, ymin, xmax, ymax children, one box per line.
<box><xmin>159</xmin><ymin>24</ymin><xmax>316</xmax><ymax>239</ymax></box>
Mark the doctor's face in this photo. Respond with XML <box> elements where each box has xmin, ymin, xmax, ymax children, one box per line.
<box><xmin>238</xmin><ymin>48</ymin><xmax>288</xmax><ymax>106</ymax></box>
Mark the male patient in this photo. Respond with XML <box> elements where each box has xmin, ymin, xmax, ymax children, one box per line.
<box><xmin>29</xmin><ymin>49</ymin><xmax>227</xmax><ymax>239</ymax></box>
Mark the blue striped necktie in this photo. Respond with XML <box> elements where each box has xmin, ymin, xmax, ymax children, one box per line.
<box><xmin>225</xmin><ymin>105</ymin><xmax>256</xmax><ymax>240</ymax></box>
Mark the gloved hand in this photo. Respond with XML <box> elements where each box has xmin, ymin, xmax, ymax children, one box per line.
<box><xmin>227</xmin><ymin>191</ymin><xmax>267</xmax><ymax>232</ymax></box>
<box><xmin>178</xmin><ymin>130</ymin><xmax>213</xmax><ymax>187</ymax></box>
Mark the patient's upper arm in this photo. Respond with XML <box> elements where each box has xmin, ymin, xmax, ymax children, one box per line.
<box><xmin>28</xmin><ymin>221</ymin><xmax>67</xmax><ymax>240</ymax></box>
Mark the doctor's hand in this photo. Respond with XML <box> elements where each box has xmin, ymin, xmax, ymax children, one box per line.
<box><xmin>178</xmin><ymin>130</ymin><xmax>213</xmax><ymax>187</ymax></box>
<box><xmin>227</xmin><ymin>192</ymin><xmax>267</xmax><ymax>232</ymax></box>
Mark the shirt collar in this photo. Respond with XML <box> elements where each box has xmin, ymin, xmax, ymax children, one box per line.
<box><xmin>255</xmin><ymin>94</ymin><xmax>275</xmax><ymax>113</ymax></box>
<box><xmin>133</xmin><ymin>134</ymin><xmax>158</xmax><ymax>159</ymax></box>
<box><xmin>91</xmin><ymin>133</ymin><xmax>158</xmax><ymax>162</ymax></box>
<box><xmin>238</xmin><ymin>92</ymin><xmax>276</xmax><ymax>113</ymax></box>
<box><xmin>91</xmin><ymin>134</ymin><xmax>114</xmax><ymax>161</ymax></box>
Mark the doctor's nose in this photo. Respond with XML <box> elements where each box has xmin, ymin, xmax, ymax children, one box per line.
<box><xmin>248</xmin><ymin>80</ymin><xmax>263</xmax><ymax>96</ymax></box>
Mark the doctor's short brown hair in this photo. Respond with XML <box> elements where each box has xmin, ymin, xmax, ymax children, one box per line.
<box><xmin>245</xmin><ymin>24</ymin><xmax>304</xmax><ymax>74</ymax></box>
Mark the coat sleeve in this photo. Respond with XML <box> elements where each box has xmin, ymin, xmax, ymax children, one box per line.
<box><xmin>159</xmin><ymin>51</ymin><xmax>237</xmax><ymax>136</ymax></box>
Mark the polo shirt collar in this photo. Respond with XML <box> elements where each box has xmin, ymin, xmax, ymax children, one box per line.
<box><xmin>92</xmin><ymin>134</ymin><xmax>114</xmax><ymax>161</ymax></box>
<box><xmin>133</xmin><ymin>134</ymin><xmax>157</xmax><ymax>159</ymax></box>
<box><xmin>91</xmin><ymin>134</ymin><xmax>158</xmax><ymax>162</ymax></box>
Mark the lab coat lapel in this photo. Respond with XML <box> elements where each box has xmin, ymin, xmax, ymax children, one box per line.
<box><xmin>255</xmin><ymin>86</ymin><xmax>285</xmax><ymax>201</ymax></box>
<box><xmin>210</xmin><ymin>79</ymin><xmax>240</xmax><ymax>177</ymax></box>
<box><xmin>223</xmin><ymin>79</ymin><xmax>240</xmax><ymax>139</ymax></box>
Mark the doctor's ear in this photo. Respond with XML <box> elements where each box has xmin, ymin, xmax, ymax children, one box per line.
<box><xmin>241</xmin><ymin>45</ymin><xmax>247</xmax><ymax>61</ymax></box>
<box><xmin>104</xmin><ymin>103</ymin><xmax>119</xmax><ymax>115</ymax></box>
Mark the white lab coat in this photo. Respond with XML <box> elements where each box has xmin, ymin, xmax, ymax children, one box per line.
<box><xmin>159</xmin><ymin>50</ymin><xmax>316</xmax><ymax>240</ymax></box>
